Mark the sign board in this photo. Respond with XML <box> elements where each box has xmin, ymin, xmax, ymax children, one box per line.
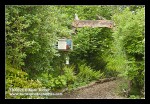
<box><xmin>58</xmin><ymin>39</ymin><xmax>67</xmax><ymax>50</ymax></box>
<box><xmin>72</xmin><ymin>20</ymin><xmax>114</xmax><ymax>28</ymax></box>
<box><xmin>57</xmin><ymin>39</ymin><xmax>73</xmax><ymax>51</ymax></box>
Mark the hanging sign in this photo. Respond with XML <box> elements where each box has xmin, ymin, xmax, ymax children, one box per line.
<box><xmin>57</xmin><ymin>39</ymin><xmax>73</xmax><ymax>51</ymax></box>
<box><xmin>58</xmin><ymin>39</ymin><xmax>67</xmax><ymax>50</ymax></box>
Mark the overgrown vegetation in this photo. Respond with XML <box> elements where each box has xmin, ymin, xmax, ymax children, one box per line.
<box><xmin>6</xmin><ymin>64</ymin><xmax>43</xmax><ymax>98</ymax></box>
<box><xmin>111</xmin><ymin>7</ymin><xmax>145</xmax><ymax>98</ymax></box>
<box><xmin>5</xmin><ymin>5</ymin><xmax>145</xmax><ymax>99</ymax></box>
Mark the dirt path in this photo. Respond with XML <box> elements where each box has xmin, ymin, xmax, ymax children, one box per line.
<box><xmin>56</xmin><ymin>78</ymin><xmax>126</xmax><ymax>99</ymax></box>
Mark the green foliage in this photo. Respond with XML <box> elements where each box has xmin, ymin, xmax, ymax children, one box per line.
<box><xmin>6</xmin><ymin>5</ymin><xmax>114</xmax><ymax>79</ymax></box>
<box><xmin>37</xmin><ymin>64</ymin><xmax>102</xmax><ymax>91</ymax></box>
<box><xmin>68</xmin><ymin>81</ymin><xmax>87</xmax><ymax>91</ymax></box>
<box><xmin>129</xmin><ymin>95</ymin><xmax>140</xmax><ymax>99</ymax></box>
<box><xmin>6</xmin><ymin>64</ymin><xmax>43</xmax><ymax>98</ymax></box>
<box><xmin>70</xmin><ymin>27</ymin><xmax>113</xmax><ymax>71</ymax></box>
<box><xmin>108</xmin><ymin>7</ymin><xmax>145</xmax><ymax>97</ymax></box>
<box><xmin>63</xmin><ymin>66</ymin><xmax>77</xmax><ymax>84</ymax></box>
<box><xmin>5</xmin><ymin>5</ymin><xmax>71</xmax><ymax>77</ymax></box>
<box><xmin>6</xmin><ymin>5</ymin><xmax>145</xmax><ymax>98</ymax></box>
<box><xmin>59</xmin><ymin>6</ymin><xmax>114</xmax><ymax>72</ymax></box>
<box><xmin>39</xmin><ymin>66</ymin><xmax>76</xmax><ymax>90</ymax></box>
<box><xmin>77</xmin><ymin>64</ymin><xmax>103</xmax><ymax>83</ymax></box>
<box><xmin>127</xmin><ymin>62</ymin><xmax>144</xmax><ymax>96</ymax></box>
<box><xmin>66</xmin><ymin>64</ymin><xmax>103</xmax><ymax>91</ymax></box>
<box><xmin>49</xmin><ymin>75</ymin><xmax>67</xmax><ymax>90</ymax></box>
<box><xmin>36</xmin><ymin>73</ymin><xmax>53</xmax><ymax>88</ymax></box>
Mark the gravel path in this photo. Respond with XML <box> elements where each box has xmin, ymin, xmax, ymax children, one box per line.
<box><xmin>56</xmin><ymin>78</ymin><xmax>126</xmax><ymax>99</ymax></box>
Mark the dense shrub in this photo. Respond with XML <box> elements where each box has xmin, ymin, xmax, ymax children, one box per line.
<box><xmin>63</xmin><ymin>65</ymin><xmax>77</xmax><ymax>85</ymax></box>
<box><xmin>37</xmin><ymin>66</ymin><xmax>76</xmax><ymax>90</ymax></box>
<box><xmin>36</xmin><ymin>73</ymin><xmax>53</xmax><ymax>88</ymax></box>
<box><xmin>48</xmin><ymin>75</ymin><xmax>67</xmax><ymax>90</ymax></box>
<box><xmin>6</xmin><ymin>64</ymin><xmax>43</xmax><ymax>98</ymax></box>
<box><xmin>77</xmin><ymin>64</ymin><xmax>103</xmax><ymax>83</ymax></box>
<box><xmin>110</xmin><ymin>7</ymin><xmax>145</xmax><ymax>97</ymax></box>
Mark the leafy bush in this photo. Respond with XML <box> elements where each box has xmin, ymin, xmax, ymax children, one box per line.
<box><xmin>48</xmin><ymin>75</ymin><xmax>67</xmax><ymax>90</ymax></box>
<box><xmin>63</xmin><ymin>65</ymin><xmax>77</xmax><ymax>85</ymax></box>
<box><xmin>47</xmin><ymin>66</ymin><xmax>76</xmax><ymax>90</ymax></box>
<box><xmin>43</xmin><ymin>64</ymin><xmax>103</xmax><ymax>91</ymax></box>
<box><xmin>35</xmin><ymin>66</ymin><xmax>76</xmax><ymax>91</ymax></box>
<box><xmin>37</xmin><ymin>73</ymin><xmax>53</xmax><ymax>88</ymax></box>
<box><xmin>127</xmin><ymin>62</ymin><xmax>144</xmax><ymax>96</ymax></box>
<box><xmin>66</xmin><ymin>64</ymin><xmax>103</xmax><ymax>91</ymax></box>
<box><xmin>68</xmin><ymin>81</ymin><xmax>87</xmax><ymax>91</ymax></box>
<box><xmin>103</xmin><ymin>69</ymin><xmax>119</xmax><ymax>77</ymax></box>
<box><xmin>37</xmin><ymin>73</ymin><xmax>67</xmax><ymax>89</ymax></box>
<box><xmin>77</xmin><ymin>64</ymin><xmax>103</xmax><ymax>83</ymax></box>
<box><xmin>110</xmin><ymin>7</ymin><xmax>145</xmax><ymax>97</ymax></box>
<box><xmin>6</xmin><ymin>64</ymin><xmax>43</xmax><ymax>98</ymax></box>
